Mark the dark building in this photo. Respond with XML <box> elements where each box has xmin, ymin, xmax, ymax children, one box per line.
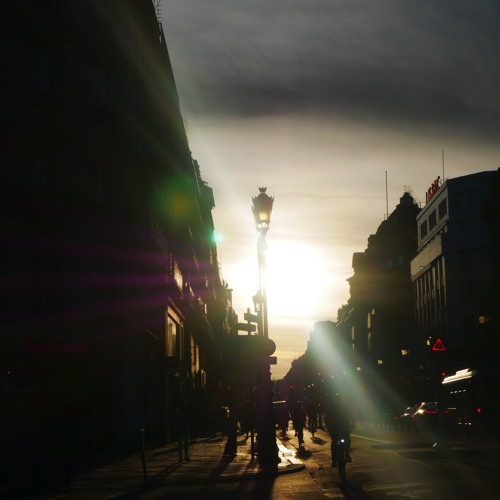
<box><xmin>0</xmin><ymin>0</ymin><xmax>228</xmax><ymax>480</ymax></box>
<box><xmin>410</xmin><ymin>171</ymin><xmax>496</xmax><ymax>390</ymax></box>
<box><xmin>337</xmin><ymin>191</ymin><xmax>421</xmax><ymax>407</ymax></box>
<box><xmin>482</xmin><ymin>168</ymin><xmax>500</xmax><ymax>362</ymax></box>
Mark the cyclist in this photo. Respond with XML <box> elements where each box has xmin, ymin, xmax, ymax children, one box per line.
<box><xmin>308</xmin><ymin>404</ymin><xmax>318</xmax><ymax>437</ymax></box>
<box><xmin>325</xmin><ymin>394</ymin><xmax>355</xmax><ymax>467</ymax></box>
<box><xmin>291</xmin><ymin>401</ymin><xmax>307</xmax><ymax>446</ymax></box>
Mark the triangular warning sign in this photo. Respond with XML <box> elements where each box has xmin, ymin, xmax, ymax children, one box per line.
<box><xmin>432</xmin><ymin>338</ymin><xmax>446</xmax><ymax>351</ymax></box>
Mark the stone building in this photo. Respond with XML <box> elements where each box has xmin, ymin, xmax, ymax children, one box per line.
<box><xmin>0</xmin><ymin>0</ymin><xmax>228</xmax><ymax>480</ymax></box>
<box><xmin>337</xmin><ymin>191</ymin><xmax>421</xmax><ymax>406</ymax></box>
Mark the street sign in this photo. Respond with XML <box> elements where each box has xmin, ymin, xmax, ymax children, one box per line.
<box><xmin>432</xmin><ymin>338</ymin><xmax>446</xmax><ymax>351</ymax></box>
<box><xmin>243</xmin><ymin>312</ymin><xmax>259</xmax><ymax>323</ymax></box>
<box><xmin>237</xmin><ymin>322</ymin><xmax>256</xmax><ymax>333</ymax></box>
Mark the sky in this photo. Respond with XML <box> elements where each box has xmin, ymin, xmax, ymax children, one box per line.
<box><xmin>161</xmin><ymin>0</ymin><xmax>500</xmax><ymax>380</ymax></box>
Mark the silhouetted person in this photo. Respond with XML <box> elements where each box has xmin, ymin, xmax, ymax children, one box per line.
<box><xmin>277</xmin><ymin>404</ymin><xmax>290</xmax><ymax>439</ymax></box>
<box><xmin>291</xmin><ymin>401</ymin><xmax>307</xmax><ymax>446</ymax></box>
<box><xmin>308</xmin><ymin>405</ymin><xmax>318</xmax><ymax>437</ymax></box>
<box><xmin>173</xmin><ymin>401</ymin><xmax>190</xmax><ymax>461</ymax></box>
<box><xmin>325</xmin><ymin>394</ymin><xmax>355</xmax><ymax>466</ymax></box>
<box><xmin>238</xmin><ymin>403</ymin><xmax>252</xmax><ymax>438</ymax></box>
<box><xmin>219</xmin><ymin>405</ymin><xmax>229</xmax><ymax>437</ymax></box>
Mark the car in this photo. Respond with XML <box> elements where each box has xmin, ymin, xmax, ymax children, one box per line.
<box><xmin>399</xmin><ymin>405</ymin><xmax>418</xmax><ymax>432</ymax></box>
<box><xmin>413</xmin><ymin>401</ymin><xmax>449</xmax><ymax>432</ymax></box>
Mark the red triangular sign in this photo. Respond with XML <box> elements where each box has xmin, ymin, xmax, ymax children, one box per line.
<box><xmin>432</xmin><ymin>338</ymin><xmax>446</xmax><ymax>351</ymax></box>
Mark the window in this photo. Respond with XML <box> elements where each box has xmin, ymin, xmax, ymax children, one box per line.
<box><xmin>438</xmin><ymin>198</ymin><xmax>447</xmax><ymax>219</ymax></box>
<box><xmin>420</xmin><ymin>220</ymin><xmax>428</xmax><ymax>238</ymax></box>
<box><xmin>429</xmin><ymin>210</ymin><xmax>437</xmax><ymax>229</ymax></box>
<box><xmin>173</xmin><ymin>261</ymin><xmax>183</xmax><ymax>291</ymax></box>
<box><xmin>166</xmin><ymin>313</ymin><xmax>177</xmax><ymax>357</ymax></box>
<box><xmin>166</xmin><ymin>309</ymin><xmax>183</xmax><ymax>359</ymax></box>
<box><xmin>89</xmin><ymin>64</ymin><xmax>109</xmax><ymax>108</ymax></box>
<box><xmin>33</xmin><ymin>47</ymin><xmax>55</xmax><ymax>95</ymax></box>
<box><xmin>191</xmin><ymin>338</ymin><xmax>199</xmax><ymax>374</ymax></box>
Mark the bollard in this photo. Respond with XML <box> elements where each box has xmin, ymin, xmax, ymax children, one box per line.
<box><xmin>139</xmin><ymin>428</ymin><xmax>147</xmax><ymax>486</ymax></box>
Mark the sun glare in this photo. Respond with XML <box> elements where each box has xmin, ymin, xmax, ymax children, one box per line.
<box><xmin>222</xmin><ymin>239</ymin><xmax>338</xmax><ymax>330</ymax></box>
<box><xmin>266</xmin><ymin>241</ymin><xmax>331</xmax><ymax>322</ymax></box>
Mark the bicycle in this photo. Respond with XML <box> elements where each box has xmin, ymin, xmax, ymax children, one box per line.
<box><xmin>336</xmin><ymin>436</ymin><xmax>349</xmax><ymax>480</ymax></box>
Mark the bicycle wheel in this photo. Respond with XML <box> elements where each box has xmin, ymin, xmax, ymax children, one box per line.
<box><xmin>337</xmin><ymin>439</ymin><xmax>346</xmax><ymax>480</ymax></box>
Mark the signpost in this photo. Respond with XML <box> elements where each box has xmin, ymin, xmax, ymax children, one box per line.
<box><xmin>237</xmin><ymin>322</ymin><xmax>256</xmax><ymax>333</ymax></box>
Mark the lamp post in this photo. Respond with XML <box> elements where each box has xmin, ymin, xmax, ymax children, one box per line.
<box><xmin>252</xmin><ymin>188</ymin><xmax>273</xmax><ymax>339</ymax></box>
<box><xmin>251</xmin><ymin>187</ymin><xmax>279</xmax><ymax>470</ymax></box>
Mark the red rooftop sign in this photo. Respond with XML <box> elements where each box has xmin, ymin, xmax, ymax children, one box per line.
<box><xmin>425</xmin><ymin>176</ymin><xmax>440</xmax><ymax>204</ymax></box>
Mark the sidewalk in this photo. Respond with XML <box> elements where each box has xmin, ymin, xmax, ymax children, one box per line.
<box><xmin>41</xmin><ymin>433</ymin><xmax>304</xmax><ymax>498</ymax></box>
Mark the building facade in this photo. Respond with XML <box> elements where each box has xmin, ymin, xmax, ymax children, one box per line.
<box><xmin>337</xmin><ymin>191</ymin><xmax>421</xmax><ymax>407</ymax></box>
<box><xmin>410</xmin><ymin>171</ymin><xmax>496</xmax><ymax>392</ymax></box>
<box><xmin>0</xmin><ymin>0</ymin><xmax>228</xmax><ymax>478</ymax></box>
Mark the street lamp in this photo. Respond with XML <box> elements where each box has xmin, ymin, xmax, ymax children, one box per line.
<box><xmin>251</xmin><ymin>187</ymin><xmax>279</xmax><ymax>470</ymax></box>
<box><xmin>252</xmin><ymin>187</ymin><xmax>274</xmax><ymax>339</ymax></box>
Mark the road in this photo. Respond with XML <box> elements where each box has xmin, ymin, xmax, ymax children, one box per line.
<box><xmin>131</xmin><ymin>420</ymin><xmax>500</xmax><ymax>499</ymax></box>
<box><xmin>295</xmin><ymin>420</ymin><xmax>500</xmax><ymax>499</ymax></box>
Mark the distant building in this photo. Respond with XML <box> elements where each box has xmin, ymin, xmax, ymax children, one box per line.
<box><xmin>410</xmin><ymin>171</ymin><xmax>496</xmax><ymax>388</ymax></box>
<box><xmin>337</xmin><ymin>191</ymin><xmax>421</xmax><ymax>405</ymax></box>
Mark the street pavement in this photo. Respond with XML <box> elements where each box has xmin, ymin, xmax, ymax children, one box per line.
<box><xmin>4</xmin><ymin>420</ymin><xmax>500</xmax><ymax>499</ymax></box>
<box><xmin>30</xmin><ymin>432</ymin><xmax>306</xmax><ymax>499</ymax></box>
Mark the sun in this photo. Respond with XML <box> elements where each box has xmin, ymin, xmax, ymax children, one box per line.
<box><xmin>220</xmin><ymin>239</ymin><xmax>337</xmax><ymax>328</ymax></box>
<box><xmin>265</xmin><ymin>241</ymin><xmax>331</xmax><ymax>322</ymax></box>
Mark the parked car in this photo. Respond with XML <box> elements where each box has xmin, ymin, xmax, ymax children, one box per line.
<box><xmin>413</xmin><ymin>401</ymin><xmax>449</xmax><ymax>432</ymax></box>
<box><xmin>399</xmin><ymin>405</ymin><xmax>418</xmax><ymax>432</ymax></box>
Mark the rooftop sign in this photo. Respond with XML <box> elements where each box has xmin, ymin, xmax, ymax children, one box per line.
<box><xmin>425</xmin><ymin>176</ymin><xmax>441</xmax><ymax>204</ymax></box>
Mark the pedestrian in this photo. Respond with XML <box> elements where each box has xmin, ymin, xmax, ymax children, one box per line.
<box><xmin>325</xmin><ymin>393</ymin><xmax>355</xmax><ymax>466</ymax></box>
<box><xmin>277</xmin><ymin>404</ymin><xmax>290</xmax><ymax>439</ymax></box>
<box><xmin>173</xmin><ymin>401</ymin><xmax>190</xmax><ymax>462</ymax></box>
<box><xmin>219</xmin><ymin>405</ymin><xmax>229</xmax><ymax>437</ymax></box>
<box><xmin>291</xmin><ymin>401</ymin><xmax>307</xmax><ymax>446</ymax></box>
<box><xmin>238</xmin><ymin>403</ymin><xmax>252</xmax><ymax>439</ymax></box>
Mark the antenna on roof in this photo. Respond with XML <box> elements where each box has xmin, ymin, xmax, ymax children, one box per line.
<box><xmin>385</xmin><ymin>171</ymin><xmax>389</xmax><ymax>219</ymax></box>
<box><xmin>442</xmin><ymin>149</ymin><xmax>445</xmax><ymax>184</ymax></box>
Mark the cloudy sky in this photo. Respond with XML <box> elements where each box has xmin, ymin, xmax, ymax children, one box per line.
<box><xmin>161</xmin><ymin>0</ymin><xmax>500</xmax><ymax>379</ymax></box>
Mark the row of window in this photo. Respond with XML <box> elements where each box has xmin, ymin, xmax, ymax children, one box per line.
<box><xmin>420</xmin><ymin>198</ymin><xmax>448</xmax><ymax>238</ymax></box>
